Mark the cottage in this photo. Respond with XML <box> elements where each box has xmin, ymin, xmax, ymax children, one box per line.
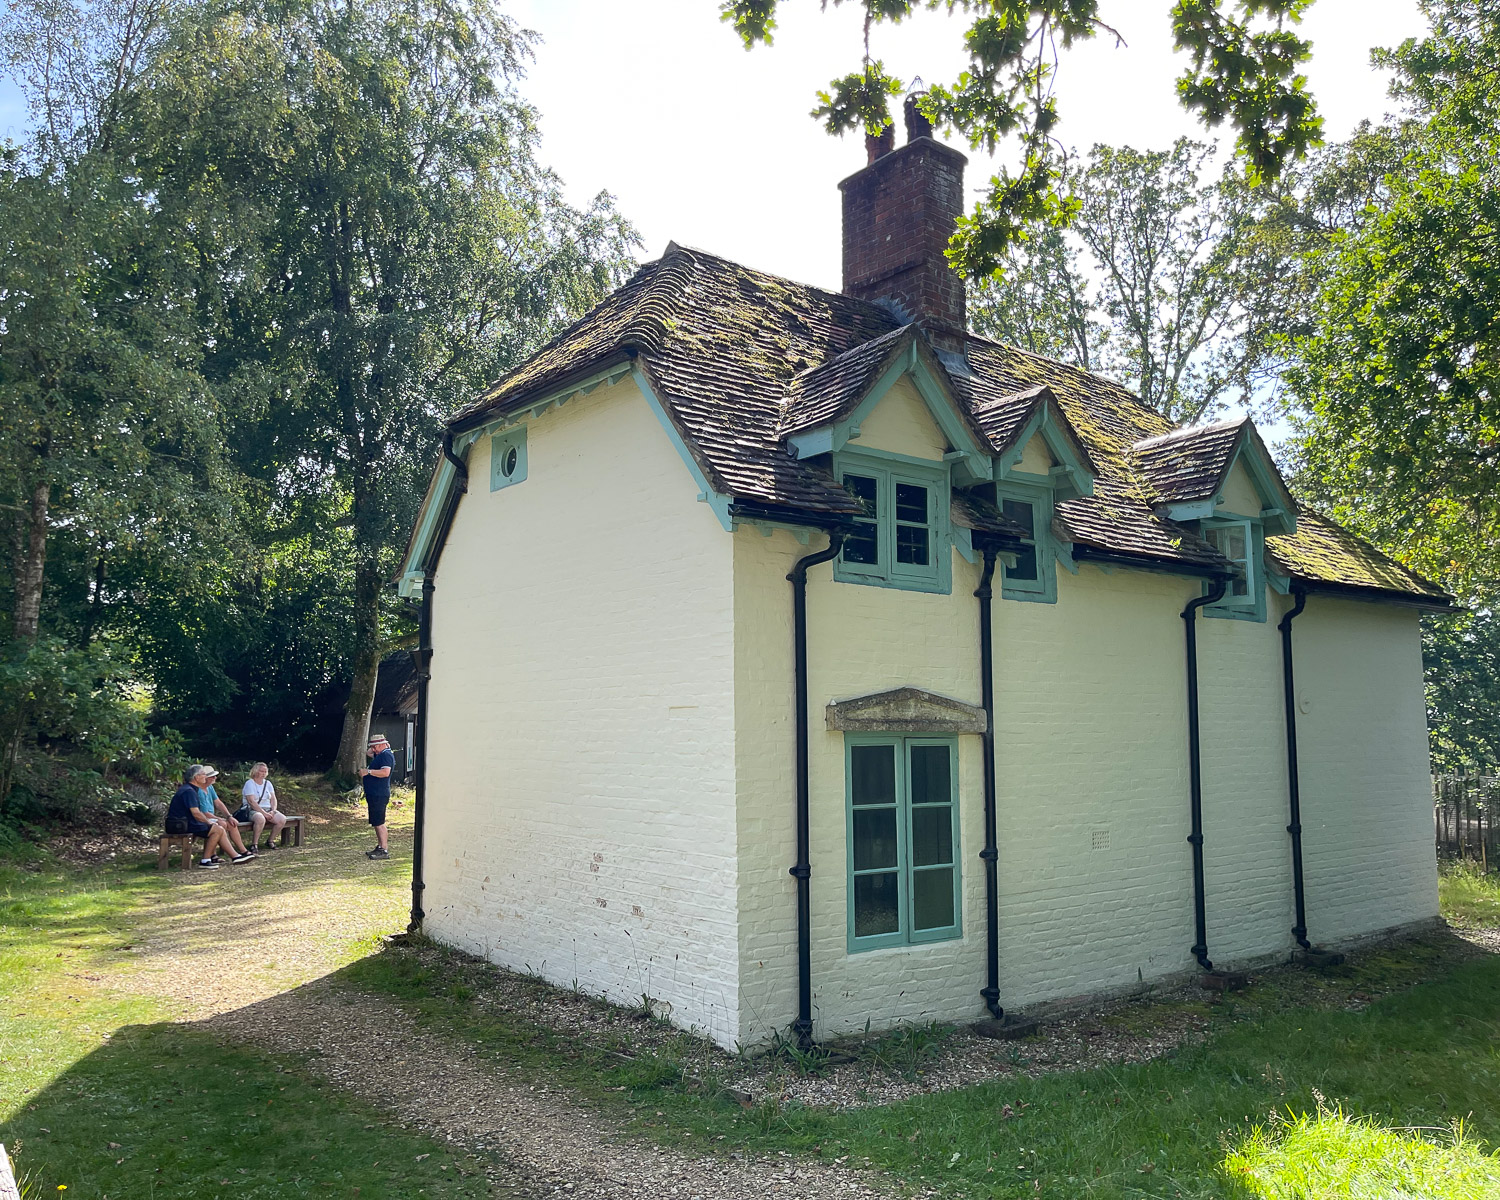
<box><xmin>397</xmin><ymin>102</ymin><xmax>1451</xmax><ymax>1050</ymax></box>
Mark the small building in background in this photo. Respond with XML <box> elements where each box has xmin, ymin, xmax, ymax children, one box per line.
<box><xmin>369</xmin><ymin>652</ymin><xmax>418</xmax><ymax>785</ymax></box>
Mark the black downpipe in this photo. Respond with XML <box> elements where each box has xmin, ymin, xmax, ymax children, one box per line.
<box><xmin>407</xmin><ymin>431</ymin><xmax>469</xmax><ymax>933</ymax></box>
<box><xmin>975</xmin><ymin>546</ymin><xmax>1003</xmax><ymax>1020</ymax></box>
<box><xmin>788</xmin><ymin>530</ymin><xmax>846</xmax><ymax>1051</ymax></box>
<box><xmin>1182</xmin><ymin>578</ymin><xmax>1228</xmax><ymax>972</ymax></box>
<box><xmin>408</xmin><ymin>576</ymin><xmax>434</xmax><ymax>932</ymax></box>
<box><xmin>1279</xmin><ymin>588</ymin><xmax>1312</xmax><ymax>950</ymax></box>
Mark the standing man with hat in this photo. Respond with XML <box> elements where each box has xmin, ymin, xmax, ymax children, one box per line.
<box><xmin>359</xmin><ymin>733</ymin><xmax>394</xmax><ymax>860</ymax></box>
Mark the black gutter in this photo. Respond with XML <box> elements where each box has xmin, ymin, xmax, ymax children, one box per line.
<box><xmin>974</xmin><ymin>544</ymin><xmax>1003</xmax><ymax>1020</ymax></box>
<box><xmin>1182</xmin><ymin>578</ymin><xmax>1228</xmax><ymax>972</ymax></box>
<box><xmin>728</xmin><ymin>501</ymin><xmax>859</xmax><ymax>532</ymax></box>
<box><xmin>407</xmin><ymin>431</ymin><xmax>469</xmax><ymax>933</ymax></box>
<box><xmin>1287</xmin><ymin>576</ymin><xmax>1458</xmax><ymax>613</ymax></box>
<box><xmin>787</xmin><ymin>529</ymin><xmax>846</xmax><ymax>1051</ymax></box>
<box><xmin>1074</xmin><ymin>544</ymin><xmax>1234</xmax><ymax>582</ymax></box>
<box><xmin>1279</xmin><ymin>587</ymin><xmax>1312</xmax><ymax>951</ymax></box>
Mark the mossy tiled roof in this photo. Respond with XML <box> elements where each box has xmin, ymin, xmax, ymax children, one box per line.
<box><xmin>1130</xmin><ymin>418</ymin><xmax>1248</xmax><ymax>503</ymax></box>
<box><xmin>453</xmin><ymin>244</ymin><xmax>1447</xmax><ymax>604</ymax></box>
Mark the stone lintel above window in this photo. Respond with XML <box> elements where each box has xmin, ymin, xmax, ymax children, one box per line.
<box><xmin>826</xmin><ymin>687</ymin><xmax>986</xmax><ymax>735</ymax></box>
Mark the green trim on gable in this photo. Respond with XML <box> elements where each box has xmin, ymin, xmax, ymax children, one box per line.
<box><xmin>994</xmin><ymin>402</ymin><xmax>1095</xmax><ymax>501</ymax></box>
<box><xmin>789</xmin><ymin>339</ymin><xmax>993</xmax><ymax>486</ymax></box>
<box><xmin>629</xmin><ymin>364</ymin><xmax>735</xmax><ymax>532</ymax></box>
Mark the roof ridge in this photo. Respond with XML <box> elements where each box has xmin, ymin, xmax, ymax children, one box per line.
<box><xmin>620</xmin><ymin>243</ymin><xmax>697</xmax><ymax>354</ymax></box>
<box><xmin>1131</xmin><ymin>414</ymin><xmax>1248</xmax><ymax>451</ymax></box>
<box><xmin>658</xmin><ymin>241</ymin><xmax>895</xmax><ymax>325</ymax></box>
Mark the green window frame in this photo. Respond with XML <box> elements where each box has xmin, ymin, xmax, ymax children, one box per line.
<box><xmin>1203</xmin><ymin>516</ymin><xmax>1266</xmax><ymax>622</ymax></box>
<box><xmin>994</xmin><ymin>480</ymin><xmax>1056</xmax><ymax>603</ymax></box>
<box><xmin>490</xmin><ymin>427</ymin><xmax>528</xmax><ymax>492</ymax></box>
<box><xmin>833</xmin><ymin>451</ymin><xmax>951</xmax><ymax>594</ymax></box>
<box><xmin>845</xmin><ymin>735</ymin><xmax>962</xmax><ymax>952</ymax></box>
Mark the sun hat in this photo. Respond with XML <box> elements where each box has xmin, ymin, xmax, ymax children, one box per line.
<box><xmin>368</xmin><ymin>732</ymin><xmax>389</xmax><ymax>746</ymax></box>
<box><xmin>202</xmin><ymin>765</ymin><xmax>220</xmax><ymax>779</ymax></box>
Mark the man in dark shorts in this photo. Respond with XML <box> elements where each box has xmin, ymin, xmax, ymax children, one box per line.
<box><xmin>359</xmin><ymin>733</ymin><xmax>394</xmax><ymax>860</ymax></box>
<box><xmin>165</xmin><ymin>765</ymin><xmax>234</xmax><ymax>868</ymax></box>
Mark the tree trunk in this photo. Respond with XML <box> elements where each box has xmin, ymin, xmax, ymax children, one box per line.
<box><xmin>332</xmin><ymin>552</ymin><xmax>382</xmax><ymax>784</ymax></box>
<box><xmin>13</xmin><ymin>475</ymin><xmax>50</xmax><ymax>644</ymax></box>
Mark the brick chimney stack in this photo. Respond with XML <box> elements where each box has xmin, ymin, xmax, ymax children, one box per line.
<box><xmin>840</xmin><ymin>94</ymin><xmax>968</xmax><ymax>353</ymax></box>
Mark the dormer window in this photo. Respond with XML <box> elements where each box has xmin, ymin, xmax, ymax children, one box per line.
<box><xmin>834</xmin><ymin>453</ymin><xmax>950</xmax><ymax>594</ymax></box>
<box><xmin>1203</xmin><ymin>517</ymin><xmax>1263</xmax><ymax>619</ymax></box>
<box><xmin>995</xmin><ymin>482</ymin><xmax>1056</xmax><ymax>602</ymax></box>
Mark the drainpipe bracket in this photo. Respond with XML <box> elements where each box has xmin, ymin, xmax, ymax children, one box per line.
<box><xmin>788</xmin><ymin>864</ymin><xmax>811</xmax><ymax>880</ymax></box>
<box><xmin>978</xmin><ymin>847</ymin><xmax>998</xmax><ymax>863</ymax></box>
<box><xmin>1186</xmin><ymin>833</ymin><xmax>1204</xmax><ymax>847</ymax></box>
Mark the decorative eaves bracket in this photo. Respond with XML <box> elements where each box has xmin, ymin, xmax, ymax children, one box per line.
<box><xmin>825</xmin><ymin>687</ymin><xmax>987</xmax><ymax>734</ymax></box>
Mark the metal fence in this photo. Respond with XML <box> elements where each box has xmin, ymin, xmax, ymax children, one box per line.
<box><xmin>1434</xmin><ymin>774</ymin><xmax>1498</xmax><ymax>872</ymax></box>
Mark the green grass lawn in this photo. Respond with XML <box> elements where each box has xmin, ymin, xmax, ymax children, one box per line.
<box><xmin>0</xmin><ymin>789</ymin><xmax>511</xmax><ymax>1198</ymax></box>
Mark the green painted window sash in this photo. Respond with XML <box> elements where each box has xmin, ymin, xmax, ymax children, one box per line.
<box><xmin>832</xmin><ymin>450</ymin><xmax>952</xmax><ymax>595</ymax></box>
<box><xmin>845</xmin><ymin>734</ymin><xmax>962</xmax><ymax>953</ymax></box>
<box><xmin>994</xmin><ymin>477</ymin><xmax>1057</xmax><ymax>603</ymax></box>
<box><xmin>1203</xmin><ymin>514</ymin><xmax>1267</xmax><ymax>622</ymax></box>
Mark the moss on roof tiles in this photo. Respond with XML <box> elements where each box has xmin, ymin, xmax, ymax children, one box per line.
<box><xmin>446</xmin><ymin>245</ymin><xmax>1445</xmax><ymax>602</ymax></box>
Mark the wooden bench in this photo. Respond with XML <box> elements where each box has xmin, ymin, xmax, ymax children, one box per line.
<box><xmin>239</xmin><ymin>814</ymin><xmax>305</xmax><ymax>848</ymax></box>
<box><xmin>157</xmin><ymin>815</ymin><xmax>305</xmax><ymax>869</ymax></box>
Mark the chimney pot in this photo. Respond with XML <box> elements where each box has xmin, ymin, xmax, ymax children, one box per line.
<box><xmin>865</xmin><ymin>125</ymin><xmax>895</xmax><ymax>164</ymax></box>
<box><xmin>903</xmin><ymin>93</ymin><xmax>933</xmax><ymax>142</ymax></box>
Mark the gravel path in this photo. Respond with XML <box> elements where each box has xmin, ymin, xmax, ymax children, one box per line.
<box><xmin>100</xmin><ymin>793</ymin><xmax>894</xmax><ymax>1199</ymax></box>
<box><xmin>231</xmin><ymin>980</ymin><xmax>889</xmax><ymax>1200</ymax></box>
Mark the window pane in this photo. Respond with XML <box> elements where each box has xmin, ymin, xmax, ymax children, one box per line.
<box><xmin>912</xmin><ymin>868</ymin><xmax>955</xmax><ymax>931</ymax></box>
<box><xmin>895</xmin><ymin>482</ymin><xmax>928</xmax><ymax>524</ymax></box>
<box><xmin>1003</xmin><ymin>498</ymin><xmax>1039</xmax><ymax>581</ymax></box>
<box><xmin>844</xmin><ymin>473</ymin><xmax>878</xmax><ymax>516</ymax></box>
<box><xmin>909</xmin><ymin>744</ymin><xmax>951</xmax><ymax>806</ymax></box>
<box><xmin>911</xmin><ymin>806</ymin><xmax>953</xmax><ymax>867</ymax></box>
<box><xmin>850</xmin><ymin>744</ymin><xmax>896</xmax><ymax>806</ymax></box>
<box><xmin>895</xmin><ymin>523</ymin><xmax>929</xmax><ymax>565</ymax></box>
<box><xmin>843</xmin><ymin>522</ymin><xmax>879</xmax><ymax>565</ymax></box>
<box><xmin>1007</xmin><ymin>544</ymin><xmax>1038</xmax><ymax>581</ymax></box>
<box><xmin>852</xmin><ymin>808</ymin><xmax>898</xmax><ymax>871</ymax></box>
<box><xmin>854</xmin><ymin>873</ymin><xmax>900</xmax><ymax>937</ymax></box>
<box><xmin>1002</xmin><ymin>498</ymin><xmax>1035</xmax><ymax>537</ymax></box>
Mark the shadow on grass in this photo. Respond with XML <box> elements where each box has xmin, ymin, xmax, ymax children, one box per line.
<box><xmin>0</xmin><ymin>1018</ymin><xmax>526</xmax><ymax>1199</ymax></box>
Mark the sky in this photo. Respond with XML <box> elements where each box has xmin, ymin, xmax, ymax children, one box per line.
<box><xmin>1</xmin><ymin>0</ymin><xmax>1430</xmax><ymax>291</ymax></box>
<box><xmin>503</xmin><ymin>0</ymin><xmax>1432</xmax><ymax>290</ymax></box>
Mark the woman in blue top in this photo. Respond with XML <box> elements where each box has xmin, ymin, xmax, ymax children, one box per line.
<box><xmin>197</xmin><ymin>766</ymin><xmax>255</xmax><ymax>861</ymax></box>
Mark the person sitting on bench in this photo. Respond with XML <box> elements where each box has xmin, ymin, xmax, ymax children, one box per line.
<box><xmin>197</xmin><ymin>766</ymin><xmax>255</xmax><ymax>860</ymax></box>
<box><xmin>238</xmin><ymin>762</ymin><xmax>288</xmax><ymax>849</ymax></box>
<box><xmin>165</xmin><ymin>766</ymin><xmax>241</xmax><ymax>868</ymax></box>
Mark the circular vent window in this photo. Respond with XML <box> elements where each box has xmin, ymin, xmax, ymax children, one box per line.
<box><xmin>501</xmin><ymin>445</ymin><xmax>518</xmax><ymax>478</ymax></box>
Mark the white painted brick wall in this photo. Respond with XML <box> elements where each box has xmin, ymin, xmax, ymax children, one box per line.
<box><xmin>422</xmin><ymin>378</ymin><xmax>743</xmax><ymax>1047</ymax></box>
<box><xmin>424</xmin><ymin>373</ymin><xmax>1436</xmax><ymax>1053</ymax></box>
<box><xmin>732</xmin><ymin>532</ymin><xmax>1438</xmax><ymax>1047</ymax></box>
